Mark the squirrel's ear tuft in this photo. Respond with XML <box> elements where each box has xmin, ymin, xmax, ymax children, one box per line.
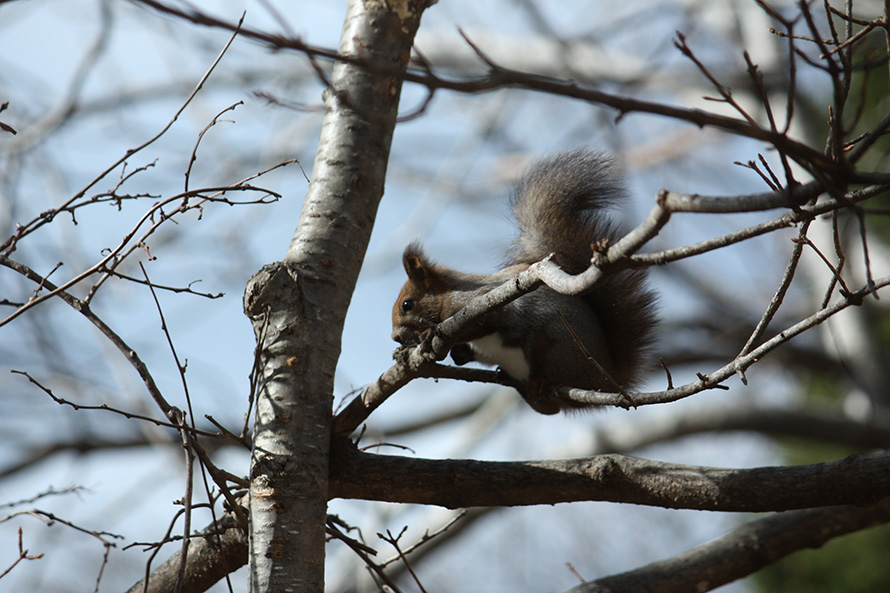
<box><xmin>402</xmin><ymin>242</ymin><xmax>433</xmax><ymax>283</ymax></box>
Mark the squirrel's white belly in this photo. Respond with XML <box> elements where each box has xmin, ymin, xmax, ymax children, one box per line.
<box><xmin>470</xmin><ymin>334</ymin><xmax>530</xmax><ymax>380</ymax></box>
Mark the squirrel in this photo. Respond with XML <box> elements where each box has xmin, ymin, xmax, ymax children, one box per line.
<box><xmin>391</xmin><ymin>149</ymin><xmax>657</xmax><ymax>415</ymax></box>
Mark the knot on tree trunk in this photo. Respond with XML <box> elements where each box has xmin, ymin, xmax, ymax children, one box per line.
<box><xmin>243</xmin><ymin>261</ymin><xmax>306</xmax><ymax>322</ymax></box>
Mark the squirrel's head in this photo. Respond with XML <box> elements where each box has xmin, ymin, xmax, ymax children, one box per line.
<box><xmin>391</xmin><ymin>243</ymin><xmax>450</xmax><ymax>345</ymax></box>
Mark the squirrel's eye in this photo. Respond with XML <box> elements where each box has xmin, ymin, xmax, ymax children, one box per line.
<box><xmin>401</xmin><ymin>298</ymin><xmax>415</xmax><ymax>313</ymax></box>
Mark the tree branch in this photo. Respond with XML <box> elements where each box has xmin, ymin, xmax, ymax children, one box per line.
<box><xmin>124</xmin><ymin>514</ymin><xmax>247</xmax><ymax>593</ymax></box>
<box><xmin>569</xmin><ymin>497</ymin><xmax>890</xmax><ymax>593</ymax></box>
<box><xmin>329</xmin><ymin>443</ymin><xmax>890</xmax><ymax>512</ymax></box>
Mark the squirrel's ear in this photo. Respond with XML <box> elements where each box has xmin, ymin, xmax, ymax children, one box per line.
<box><xmin>402</xmin><ymin>242</ymin><xmax>432</xmax><ymax>283</ymax></box>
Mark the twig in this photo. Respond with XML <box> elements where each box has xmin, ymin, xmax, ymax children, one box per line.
<box><xmin>379</xmin><ymin>528</ymin><xmax>428</xmax><ymax>593</ymax></box>
<box><xmin>379</xmin><ymin>511</ymin><xmax>467</xmax><ymax>569</ymax></box>
<box><xmin>675</xmin><ymin>33</ymin><xmax>760</xmax><ymax>127</ymax></box>
<box><xmin>184</xmin><ymin>101</ymin><xmax>244</xmax><ymax>194</ymax></box>
<box><xmin>0</xmin><ymin>528</ymin><xmax>44</xmax><ymax>581</ymax></box>
<box><xmin>560</xmin><ymin>275</ymin><xmax>889</xmax><ymax>409</ymax></box>
<box><xmin>1</xmin><ymin>12</ymin><xmax>245</xmax><ymax>255</ymax></box>
<box><xmin>9</xmin><ymin>370</ymin><xmax>217</xmax><ymax>437</ymax></box>
<box><xmin>793</xmin><ymin>235</ymin><xmax>852</xmax><ymax>297</ymax></box>
<box><xmin>325</xmin><ymin>518</ymin><xmax>403</xmax><ymax>593</ymax></box>
<box><xmin>739</xmin><ymin>220</ymin><xmax>811</xmax><ymax>359</ymax></box>
<box><xmin>0</xmin><ymin>509</ymin><xmax>122</xmax><ymax>544</ymax></box>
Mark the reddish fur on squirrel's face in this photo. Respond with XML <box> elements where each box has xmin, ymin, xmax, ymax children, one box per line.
<box><xmin>391</xmin><ymin>242</ymin><xmax>502</xmax><ymax>345</ymax></box>
<box><xmin>391</xmin><ymin>244</ymin><xmax>446</xmax><ymax>345</ymax></box>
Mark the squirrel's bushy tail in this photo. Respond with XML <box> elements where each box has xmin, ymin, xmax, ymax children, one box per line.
<box><xmin>511</xmin><ymin>148</ymin><xmax>625</xmax><ymax>272</ymax></box>
<box><xmin>511</xmin><ymin>148</ymin><xmax>658</xmax><ymax>388</ymax></box>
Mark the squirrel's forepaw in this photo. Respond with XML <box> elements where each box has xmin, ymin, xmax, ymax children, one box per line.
<box><xmin>450</xmin><ymin>343</ymin><xmax>475</xmax><ymax>366</ymax></box>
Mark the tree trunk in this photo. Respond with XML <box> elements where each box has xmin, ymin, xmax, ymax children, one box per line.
<box><xmin>243</xmin><ymin>1</ymin><xmax>433</xmax><ymax>591</ymax></box>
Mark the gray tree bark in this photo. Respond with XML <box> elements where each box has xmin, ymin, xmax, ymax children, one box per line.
<box><xmin>242</xmin><ymin>0</ymin><xmax>434</xmax><ymax>591</ymax></box>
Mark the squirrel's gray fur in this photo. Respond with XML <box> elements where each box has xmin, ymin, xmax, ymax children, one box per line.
<box><xmin>392</xmin><ymin>148</ymin><xmax>657</xmax><ymax>414</ymax></box>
